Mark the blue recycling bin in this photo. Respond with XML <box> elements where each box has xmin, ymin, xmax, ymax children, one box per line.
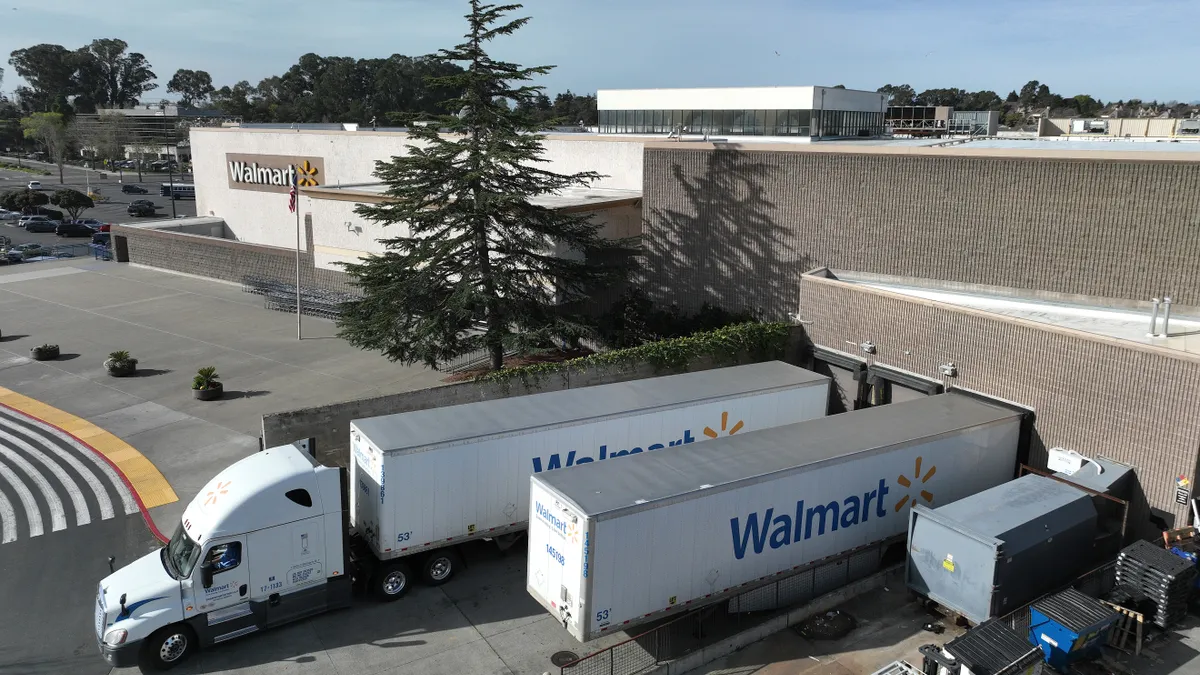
<box><xmin>1028</xmin><ymin>588</ymin><xmax>1118</xmax><ymax>670</ymax></box>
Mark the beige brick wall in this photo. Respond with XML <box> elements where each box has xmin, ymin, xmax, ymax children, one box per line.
<box><xmin>799</xmin><ymin>274</ymin><xmax>1200</xmax><ymax>528</ymax></box>
<box><xmin>640</xmin><ymin>147</ymin><xmax>1200</xmax><ymax>318</ymax></box>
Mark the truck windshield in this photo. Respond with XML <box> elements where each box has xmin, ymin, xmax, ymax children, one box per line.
<box><xmin>164</xmin><ymin>523</ymin><xmax>201</xmax><ymax>579</ymax></box>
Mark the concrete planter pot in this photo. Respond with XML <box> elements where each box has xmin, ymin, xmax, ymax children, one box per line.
<box><xmin>31</xmin><ymin>345</ymin><xmax>59</xmax><ymax>361</ymax></box>
<box><xmin>193</xmin><ymin>381</ymin><xmax>223</xmax><ymax>401</ymax></box>
<box><xmin>104</xmin><ymin>359</ymin><xmax>138</xmax><ymax>377</ymax></box>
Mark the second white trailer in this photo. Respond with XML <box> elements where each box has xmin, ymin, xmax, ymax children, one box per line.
<box><xmin>348</xmin><ymin>361</ymin><xmax>829</xmax><ymax>585</ymax></box>
<box><xmin>527</xmin><ymin>392</ymin><xmax>1025</xmax><ymax>642</ymax></box>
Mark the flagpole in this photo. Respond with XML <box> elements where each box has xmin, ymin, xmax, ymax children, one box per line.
<box><xmin>295</xmin><ymin>180</ymin><xmax>303</xmax><ymax>341</ymax></box>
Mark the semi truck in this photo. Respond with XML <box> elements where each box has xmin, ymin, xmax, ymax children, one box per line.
<box><xmin>526</xmin><ymin>392</ymin><xmax>1027</xmax><ymax>642</ymax></box>
<box><xmin>94</xmin><ymin>362</ymin><xmax>829</xmax><ymax>669</ymax></box>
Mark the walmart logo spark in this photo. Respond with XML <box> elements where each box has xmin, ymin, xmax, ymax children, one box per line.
<box><xmin>531</xmin><ymin>411</ymin><xmax>743</xmax><ymax>473</ymax></box>
<box><xmin>893</xmin><ymin>456</ymin><xmax>936</xmax><ymax>512</ymax></box>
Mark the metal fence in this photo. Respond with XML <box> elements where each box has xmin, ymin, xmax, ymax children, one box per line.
<box><xmin>998</xmin><ymin>561</ymin><xmax>1118</xmax><ymax>635</ymax></box>
<box><xmin>2</xmin><ymin>243</ymin><xmax>95</xmax><ymax>264</ymax></box>
<box><xmin>560</xmin><ymin>538</ymin><xmax>903</xmax><ymax>675</ymax></box>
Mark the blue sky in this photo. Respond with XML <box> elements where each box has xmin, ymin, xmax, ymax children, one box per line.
<box><xmin>4</xmin><ymin>0</ymin><xmax>1197</xmax><ymax>103</ymax></box>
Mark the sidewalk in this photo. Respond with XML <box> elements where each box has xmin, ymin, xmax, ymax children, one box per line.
<box><xmin>0</xmin><ymin>258</ymin><xmax>444</xmax><ymax>533</ymax></box>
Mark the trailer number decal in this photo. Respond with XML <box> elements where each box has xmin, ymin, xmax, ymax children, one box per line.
<box><xmin>396</xmin><ymin>531</ymin><xmax>411</xmax><ymax>543</ymax></box>
<box><xmin>596</xmin><ymin>609</ymin><xmax>610</xmax><ymax>625</ymax></box>
<box><xmin>582</xmin><ymin>532</ymin><xmax>590</xmax><ymax>579</ymax></box>
<box><xmin>546</xmin><ymin>544</ymin><xmax>566</xmax><ymax>566</ymax></box>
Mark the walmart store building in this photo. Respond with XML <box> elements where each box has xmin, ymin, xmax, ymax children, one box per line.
<box><xmin>109</xmin><ymin>88</ymin><xmax>1200</xmax><ymax>533</ymax></box>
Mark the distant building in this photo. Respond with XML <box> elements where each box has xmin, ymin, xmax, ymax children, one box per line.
<box><xmin>597</xmin><ymin>86</ymin><xmax>888</xmax><ymax>139</ymax></box>
<box><xmin>75</xmin><ymin>102</ymin><xmax>238</xmax><ymax>163</ymax></box>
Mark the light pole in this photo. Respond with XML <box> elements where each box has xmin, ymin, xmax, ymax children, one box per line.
<box><xmin>167</xmin><ymin>142</ymin><xmax>177</xmax><ymax>219</ymax></box>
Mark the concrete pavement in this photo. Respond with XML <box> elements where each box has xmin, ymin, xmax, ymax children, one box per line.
<box><xmin>0</xmin><ymin>257</ymin><xmax>444</xmax><ymax>534</ymax></box>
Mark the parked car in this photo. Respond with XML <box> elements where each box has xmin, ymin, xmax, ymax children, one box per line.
<box><xmin>120</xmin><ymin>184</ymin><xmax>148</xmax><ymax>194</ymax></box>
<box><xmin>56</xmin><ymin>221</ymin><xmax>95</xmax><ymax>237</ymax></box>
<box><xmin>27</xmin><ymin>180</ymin><xmax>43</xmax><ymax>190</ymax></box>
<box><xmin>127</xmin><ymin>202</ymin><xmax>157</xmax><ymax>217</ymax></box>
<box><xmin>14</xmin><ymin>243</ymin><xmax>48</xmax><ymax>257</ymax></box>
<box><xmin>19</xmin><ymin>215</ymin><xmax>60</xmax><ymax>232</ymax></box>
<box><xmin>72</xmin><ymin>218</ymin><xmax>106</xmax><ymax>230</ymax></box>
<box><xmin>0</xmin><ymin>209</ymin><xmax>20</xmax><ymax>221</ymax></box>
<box><xmin>129</xmin><ymin>199</ymin><xmax>158</xmax><ymax>208</ymax></box>
<box><xmin>91</xmin><ymin>232</ymin><xmax>111</xmax><ymax>246</ymax></box>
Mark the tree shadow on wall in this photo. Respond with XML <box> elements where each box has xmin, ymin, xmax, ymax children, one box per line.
<box><xmin>640</xmin><ymin>148</ymin><xmax>812</xmax><ymax>320</ymax></box>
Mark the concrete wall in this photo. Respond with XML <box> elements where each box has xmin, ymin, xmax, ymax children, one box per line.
<box><xmin>190</xmin><ymin>128</ymin><xmax>646</xmax><ymax>255</ymax></box>
<box><xmin>798</xmin><ymin>273</ymin><xmax>1200</xmax><ymax>527</ymax></box>
<box><xmin>638</xmin><ymin>146</ymin><xmax>1200</xmax><ymax>317</ymax></box>
<box><xmin>1041</xmin><ymin>117</ymin><xmax>1193</xmax><ymax>138</ymax></box>
<box><xmin>112</xmin><ymin>215</ymin><xmax>356</xmax><ymax>293</ymax></box>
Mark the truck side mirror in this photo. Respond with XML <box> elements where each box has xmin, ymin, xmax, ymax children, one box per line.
<box><xmin>201</xmin><ymin>561</ymin><xmax>214</xmax><ymax>589</ymax></box>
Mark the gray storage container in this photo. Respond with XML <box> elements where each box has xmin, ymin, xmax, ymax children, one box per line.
<box><xmin>906</xmin><ymin>474</ymin><xmax>1098</xmax><ymax>624</ymax></box>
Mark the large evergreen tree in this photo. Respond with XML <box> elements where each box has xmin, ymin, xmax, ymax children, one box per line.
<box><xmin>337</xmin><ymin>1</ymin><xmax>632</xmax><ymax>371</ymax></box>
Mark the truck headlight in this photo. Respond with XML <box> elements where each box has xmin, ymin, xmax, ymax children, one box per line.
<box><xmin>103</xmin><ymin>629</ymin><xmax>128</xmax><ymax>646</ymax></box>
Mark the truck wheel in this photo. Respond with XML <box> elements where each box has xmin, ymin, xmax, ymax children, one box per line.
<box><xmin>421</xmin><ymin>549</ymin><xmax>461</xmax><ymax>586</ymax></box>
<box><xmin>372</xmin><ymin>560</ymin><xmax>412</xmax><ymax>601</ymax></box>
<box><xmin>142</xmin><ymin>624</ymin><xmax>195</xmax><ymax>670</ymax></box>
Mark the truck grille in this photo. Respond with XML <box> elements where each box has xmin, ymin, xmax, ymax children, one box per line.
<box><xmin>94</xmin><ymin>590</ymin><xmax>105</xmax><ymax>640</ymax></box>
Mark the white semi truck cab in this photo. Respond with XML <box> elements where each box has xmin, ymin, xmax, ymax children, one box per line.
<box><xmin>96</xmin><ymin>441</ymin><xmax>357</xmax><ymax>669</ymax></box>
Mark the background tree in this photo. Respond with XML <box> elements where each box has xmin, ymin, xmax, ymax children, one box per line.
<box><xmin>7</xmin><ymin>44</ymin><xmax>78</xmax><ymax>112</ymax></box>
<box><xmin>73</xmin><ymin>111</ymin><xmax>130</xmax><ymax>169</ymax></box>
<box><xmin>166</xmin><ymin>69</ymin><xmax>215</xmax><ymax>107</ymax></box>
<box><xmin>73</xmin><ymin>39</ymin><xmax>157</xmax><ymax>109</ymax></box>
<box><xmin>338</xmin><ymin>0</ymin><xmax>632</xmax><ymax>371</ymax></box>
<box><xmin>877</xmin><ymin>84</ymin><xmax>916</xmax><ymax>106</ymax></box>
<box><xmin>20</xmin><ymin>112</ymin><xmax>70</xmax><ymax>183</ymax></box>
<box><xmin>50</xmin><ymin>188</ymin><xmax>93</xmax><ymax>220</ymax></box>
<box><xmin>0</xmin><ymin>188</ymin><xmax>50</xmax><ymax>214</ymax></box>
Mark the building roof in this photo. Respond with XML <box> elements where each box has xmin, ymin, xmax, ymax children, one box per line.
<box><xmin>304</xmin><ymin>183</ymin><xmax>642</xmax><ymax>212</ymax></box>
<box><xmin>351</xmin><ymin>362</ymin><xmax>827</xmax><ymax>455</ymax></box>
<box><xmin>835</xmin><ymin>272</ymin><xmax>1200</xmax><ymax>357</ymax></box>
<box><xmin>534</xmin><ymin>392</ymin><xmax>1019</xmax><ymax>519</ymax></box>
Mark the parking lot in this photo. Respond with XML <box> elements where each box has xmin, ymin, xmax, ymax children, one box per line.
<box><xmin>0</xmin><ymin>158</ymin><xmax>196</xmax><ymax>250</ymax></box>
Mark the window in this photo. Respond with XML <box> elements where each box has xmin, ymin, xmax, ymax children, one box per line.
<box><xmin>286</xmin><ymin>488</ymin><xmax>313</xmax><ymax>507</ymax></box>
<box><xmin>729</xmin><ymin>110</ymin><xmax>745</xmax><ymax>134</ymax></box>
<box><xmin>205</xmin><ymin>542</ymin><xmax>242</xmax><ymax>574</ymax></box>
<box><xmin>764</xmin><ymin>110</ymin><xmax>778</xmax><ymax>135</ymax></box>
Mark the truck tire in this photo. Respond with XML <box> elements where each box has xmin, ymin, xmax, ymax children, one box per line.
<box><xmin>372</xmin><ymin>560</ymin><xmax>412</xmax><ymax>601</ymax></box>
<box><xmin>420</xmin><ymin>549</ymin><xmax>461</xmax><ymax>586</ymax></box>
<box><xmin>142</xmin><ymin>624</ymin><xmax>195</xmax><ymax>670</ymax></box>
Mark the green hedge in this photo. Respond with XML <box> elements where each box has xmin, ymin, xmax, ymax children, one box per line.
<box><xmin>0</xmin><ymin>162</ymin><xmax>52</xmax><ymax>176</ymax></box>
<box><xmin>479</xmin><ymin>321</ymin><xmax>792</xmax><ymax>384</ymax></box>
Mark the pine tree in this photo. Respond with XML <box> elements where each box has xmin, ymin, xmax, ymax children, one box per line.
<box><xmin>337</xmin><ymin>1</ymin><xmax>632</xmax><ymax>371</ymax></box>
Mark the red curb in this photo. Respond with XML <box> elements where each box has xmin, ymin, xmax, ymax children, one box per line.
<box><xmin>0</xmin><ymin>400</ymin><xmax>171</xmax><ymax>544</ymax></box>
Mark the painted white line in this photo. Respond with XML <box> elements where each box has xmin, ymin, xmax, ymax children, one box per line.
<box><xmin>0</xmin><ymin>456</ymin><xmax>42</xmax><ymax>538</ymax></box>
<box><xmin>0</xmin><ymin>487</ymin><xmax>14</xmax><ymax>544</ymax></box>
<box><xmin>0</xmin><ymin>440</ymin><xmax>66</xmax><ymax>532</ymax></box>
<box><xmin>0</xmin><ymin>429</ymin><xmax>92</xmax><ymax>526</ymax></box>
<box><xmin>0</xmin><ymin>407</ymin><xmax>137</xmax><ymax>516</ymax></box>
<box><xmin>0</xmin><ymin>411</ymin><xmax>114</xmax><ymax>520</ymax></box>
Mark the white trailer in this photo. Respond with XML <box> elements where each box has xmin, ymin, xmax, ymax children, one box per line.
<box><xmin>92</xmin><ymin>362</ymin><xmax>828</xmax><ymax>669</ymax></box>
<box><xmin>527</xmin><ymin>392</ymin><xmax>1025</xmax><ymax>642</ymax></box>
<box><xmin>349</xmin><ymin>361</ymin><xmax>829</xmax><ymax>584</ymax></box>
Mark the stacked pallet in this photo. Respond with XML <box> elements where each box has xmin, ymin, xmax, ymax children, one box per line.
<box><xmin>1114</xmin><ymin>540</ymin><xmax>1197</xmax><ymax>628</ymax></box>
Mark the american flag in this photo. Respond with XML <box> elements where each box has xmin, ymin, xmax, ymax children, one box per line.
<box><xmin>288</xmin><ymin>173</ymin><xmax>297</xmax><ymax>213</ymax></box>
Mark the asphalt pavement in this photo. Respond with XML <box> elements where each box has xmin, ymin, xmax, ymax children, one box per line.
<box><xmin>0</xmin><ymin>405</ymin><xmax>161</xmax><ymax>675</ymax></box>
<box><xmin>0</xmin><ymin>158</ymin><xmax>196</xmax><ymax>246</ymax></box>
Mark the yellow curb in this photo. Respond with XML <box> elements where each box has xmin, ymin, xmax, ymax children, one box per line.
<box><xmin>0</xmin><ymin>386</ymin><xmax>178</xmax><ymax>509</ymax></box>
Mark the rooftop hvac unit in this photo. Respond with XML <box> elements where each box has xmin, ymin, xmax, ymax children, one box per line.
<box><xmin>1071</xmin><ymin>119</ymin><xmax>1108</xmax><ymax>134</ymax></box>
<box><xmin>1178</xmin><ymin>119</ymin><xmax>1200</xmax><ymax>135</ymax></box>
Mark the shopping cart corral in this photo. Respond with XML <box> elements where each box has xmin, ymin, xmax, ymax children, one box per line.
<box><xmin>241</xmin><ymin>276</ymin><xmax>358</xmax><ymax>319</ymax></box>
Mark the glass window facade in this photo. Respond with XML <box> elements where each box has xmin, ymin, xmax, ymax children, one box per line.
<box><xmin>597</xmin><ymin>109</ymin><xmax>883</xmax><ymax>138</ymax></box>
